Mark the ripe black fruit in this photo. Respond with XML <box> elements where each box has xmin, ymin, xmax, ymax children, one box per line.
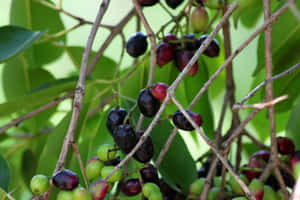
<box><xmin>198</xmin><ymin>35</ymin><xmax>220</xmax><ymax>57</ymax></box>
<box><xmin>172</xmin><ymin>110</ymin><xmax>203</xmax><ymax>131</ymax></box>
<box><xmin>183</xmin><ymin>34</ymin><xmax>201</xmax><ymax>51</ymax></box>
<box><xmin>121</xmin><ymin>178</ymin><xmax>142</xmax><ymax>196</ymax></box>
<box><xmin>138</xmin><ymin>0</ymin><xmax>159</xmax><ymax>6</ymax></box>
<box><xmin>174</xmin><ymin>50</ymin><xmax>199</xmax><ymax>76</ymax></box>
<box><xmin>197</xmin><ymin>167</ymin><xmax>208</xmax><ymax>178</ymax></box>
<box><xmin>52</xmin><ymin>169</ymin><xmax>79</xmax><ymax>190</ymax></box>
<box><xmin>159</xmin><ymin>179</ymin><xmax>177</xmax><ymax>199</ymax></box>
<box><xmin>126</xmin><ymin>32</ymin><xmax>148</xmax><ymax>57</ymax></box>
<box><xmin>138</xmin><ymin>88</ymin><xmax>161</xmax><ymax>117</ymax></box>
<box><xmin>165</xmin><ymin>0</ymin><xmax>184</xmax><ymax>9</ymax></box>
<box><xmin>140</xmin><ymin>164</ymin><xmax>159</xmax><ymax>184</ymax></box>
<box><xmin>106</xmin><ymin>108</ymin><xmax>127</xmax><ymax>134</ymax></box>
<box><xmin>113</xmin><ymin>124</ymin><xmax>138</xmax><ymax>154</ymax></box>
<box><xmin>104</xmin><ymin>156</ymin><xmax>121</xmax><ymax>166</ymax></box>
<box><xmin>133</xmin><ymin>131</ymin><xmax>154</xmax><ymax>163</ymax></box>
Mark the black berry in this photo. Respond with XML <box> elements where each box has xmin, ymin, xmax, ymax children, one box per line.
<box><xmin>197</xmin><ymin>167</ymin><xmax>208</xmax><ymax>178</ymax></box>
<box><xmin>104</xmin><ymin>156</ymin><xmax>121</xmax><ymax>166</ymax></box>
<box><xmin>156</xmin><ymin>42</ymin><xmax>174</xmax><ymax>66</ymax></box>
<box><xmin>121</xmin><ymin>178</ymin><xmax>142</xmax><ymax>196</ymax></box>
<box><xmin>163</xmin><ymin>33</ymin><xmax>178</xmax><ymax>49</ymax></box>
<box><xmin>277</xmin><ymin>137</ymin><xmax>295</xmax><ymax>155</ymax></box>
<box><xmin>126</xmin><ymin>32</ymin><xmax>148</xmax><ymax>57</ymax></box>
<box><xmin>172</xmin><ymin>110</ymin><xmax>203</xmax><ymax>131</ymax></box>
<box><xmin>137</xmin><ymin>88</ymin><xmax>161</xmax><ymax>117</ymax></box>
<box><xmin>52</xmin><ymin>169</ymin><xmax>79</xmax><ymax>191</ymax></box>
<box><xmin>106</xmin><ymin>107</ymin><xmax>127</xmax><ymax>134</ymax></box>
<box><xmin>183</xmin><ymin>34</ymin><xmax>201</xmax><ymax>51</ymax></box>
<box><xmin>113</xmin><ymin>124</ymin><xmax>138</xmax><ymax>154</ymax></box>
<box><xmin>198</xmin><ymin>35</ymin><xmax>220</xmax><ymax>57</ymax></box>
<box><xmin>133</xmin><ymin>131</ymin><xmax>154</xmax><ymax>163</ymax></box>
<box><xmin>140</xmin><ymin>164</ymin><xmax>159</xmax><ymax>184</ymax></box>
<box><xmin>165</xmin><ymin>0</ymin><xmax>184</xmax><ymax>9</ymax></box>
<box><xmin>174</xmin><ymin>51</ymin><xmax>199</xmax><ymax>76</ymax></box>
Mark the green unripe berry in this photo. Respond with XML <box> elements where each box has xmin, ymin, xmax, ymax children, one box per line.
<box><xmin>204</xmin><ymin>0</ymin><xmax>224</xmax><ymax>9</ymax></box>
<box><xmin>73</xmin><ymin>187</ymin><xmax>92</xmax><ymax>200</ymax></box>
<box><xmin>97</xmin><ymin>144</ymin><xmax>117</xmax><ymax>161</ymax></box>
<box><xmin>191</xmin><ymin>7</ymin><xmax>209</xmax><ymax>33</ymax></box>
<box><xmin>232</xmin><ymin>197</ymin><xmax>248</xmax><ymax>200</ymax></box>
<box><xmin>213</xmin><ymin>176</ymin><xmax>222</xmax><ymax>187</ymax></box>
<box><xmin>57</xmin><ymin>191</ymin><xmax>73</xmax><ymax>200</ymax></box>
<box><xmin>30</xmin><ymin>174</ymin><xmax>50</xmax><ymax>195</ymax></box>
<box><xmin>189</xmin><ymin>178</ymin><xmax>205</xmax><ymax>195</ymax></box>
<box><xmin>263</xmin><ymin>185</ymin><xmax>277</xmax><ymax>200</ymax></box>
<box><xmin>294</xmin><ymin>162</ymin><xmax>300</xmax><ymax>179</ymax></box>
<box><xmin>149</xmin><ymin>191</ymin><xmax>163</xmax><ymax>200</ymax></box>
<box><xmin>142</xmin><ymin>182</ymin><xmax>160</xmax><ymax>198</ymax></box>
<box><xmin>85</xmin><ymin>157</ymin><xmax>104</xmax><ymax>181</ymax></box>
<box><xmin>207</xmin><ymin>187</ymin><xmax>220</xmax><ymax>200</ymax></box>
<box><xmin>228</xmin><ymin>174</ymin><xmax>248</xmax><ymax>195</ymax></box>
<box><xmin>277</xmin><ymin>190</ymin><xmax>286</xmax><ymax>200</ymax></box>
<box><xmin>101</xmin><ymin>166</ymin><xmax>122</xmax><ymax>182</ymax></box>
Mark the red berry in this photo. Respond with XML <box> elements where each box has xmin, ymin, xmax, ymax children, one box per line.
<box><xmin>152</xmin><ymin>82</ymin><xmax>168</xmax><ymax>103</ymax></box>
<box><xmin>121</xmin><ymin>178</ymin><xmax>142</xmax><ymax>196</ymax></box>
<box><xmin>245</xmin><ymin>157</ymin><xmax>266</xmax><ymax>182</ymax></box>
<box><xmin>163</xmin><ymin>33</ymin><xmax>178</xmax><ymax>49</ymax></box>
<box><xmin>174</xmin><ymin>51</ymin><xmax>199</xmax><ymax>76</ymax></box>
<box><xmin>251</xmin><ymin>150</ymin><xmax>270</xmax><ymax>162</ymax></box>
<box><xmin>156</xmin><ymin>42</ymin><xmax>174</xmax><ymax>66</ymax></box>
<box><xmin>89</xmin><ymin>180</ymin><xmax>109</xmax><ymax>200</ymax></box>
<box><xmin>277</xmin><ymin>137</ymin><xmax>295</xmax><ymax>155</ymax></box>
<box><xmin>52</xmin><ymin>169</ymin><xmax>79</xmax><ymax>191</ymax></box>
<box><xmin>138</xmin><ymin>0</ymin><xmax>159</xmax><ymax>6</ymax></box>
<box><xmin>172</xmin><ymin>110</ymin><xmax>203</xmax><ymax>131</ymax></box>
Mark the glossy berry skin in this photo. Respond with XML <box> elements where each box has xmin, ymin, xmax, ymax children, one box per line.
<box><xmin>159</xmin><ymin>179</ymin><xmax>177</xmax><ymax>199</ymax></box>
<box><xmin>277</xmin><ymin>137</ymin><xmax>295</xmax><ymax>155</ymax></box>
<box><xmin>97</xmin><ymin>144</ymin><xmax>116</xmax><ymax>162</ymax></box>
<box><xmin>30</xmin><ymin>174</ymin><xmax>50</xmax><ymax>195</ymax></box>
<box><xmin>251</xmin><ymin>150</ymin><xmax>270</xmax><ymax>162</ymax></box>
<box><xmin>197</xmin><ymin>167</ymin><xmax>208</xmax><ymax>178</ymax></box>
<box><xmin>113</xmin><ymin>124</ymin><xmax>138</xmax><ymax>154</ymax></box>
<box><xmin>126</xmin><ymin>32</ymin><xmax>148</xmax><ymax>57</ymax></box>
<box><xmin>89</xmin><ymin>180</ymin><xmax>109</xmax><ymax>200</ymax></box>
<box><xmin>244</xmin><ymin>157</ymin><xmax>266</xmax><ymax>182</ymax></box>
<box><xmin>174</xmin><ymin>51</ymin><xmax>199</xmax><ymax>76</ymax></box>
<box><xmin>138</xmin><ymin>88</ymin><xmax>161</xmax><ymax>117</ymax></box>
<box><xmin>104</xmin><ymin>156</ymin><xmax>121</xmax><ymax>166</ymax></box>
<box><xmin>249</xmin><ymin>179</ymin><xmax>264</xmax><ymax>200</ymax></box>
<box><xmin>52</xmin><ymin>169</ymin><xmax>79</xmax><ymax>191</ymax></box>
<box><xmin>172</xmin><ymin>110</ymin><xmax>203</xmax><ymax>131</ymax></box>
<box><xmin>133</xmin><ymin>131</ymin><xmax>154</xmax><ymax>163</ymax></box>
<box><xmin>191</xmin><ymin>7</ymin><xmax>209</xmax><ymax>33</ymax></box>
<box><xmin>152</xmin><ymin>83</ymin><xmax>168</xmax><ymax>103</ymax></box>
<box><xmin>156</xmin><ymin>42</ymin><xmax>174</xmax><ymax>66</ymax></box>
<box><xmin>140</xmin><ymin>164</ymin><xmax>159</xmax><ymax>184</ymax></box>
<box><xmin>101</xmin><ymin>166</ymin><xmax>123</xmax><ymax>182</ymax></box>
<box><xmin>138</xmin><ymin>0</ymin><xmax>159</xmax><ymax>6</ymax></box>
<box><xmin>165</xmin><ymin>0</ymin><xmax>184</xmax><ymax>9</ymax></box>
<box><xmin>85</xmin><ymin>157</ymin><xmax>104</xmax><ymax>181</ymax></box>
<box><xmin>183</xmin><ymin>34</ymin><xmax>201</xmax><ymax>51</ymax></box>
<box><xmin>106</xmin><ymin>107</ymin><xmax>127</xmax><ymax>134</ymax></box>
<box><xmin>121</xmin><ymin>178</ymin><xmax>142</xmax><ymax>196</ymax></box>
<box><xmin>198</xmin><ymin>35</ymin><xmax>220</xmax><ymax>57</ymax></box>
<box><xmin>163</xmin><ymin>33</ymin><xmax>178</xmax><ymax>49</ymax></box>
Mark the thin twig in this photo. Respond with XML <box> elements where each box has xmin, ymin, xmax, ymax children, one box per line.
<box><xmin>200</xmin><ymin>157</ymin><xmax>218</xmax><ymax>200</ymax></box>
<box><xmin>236</xmin><ymin>62</ymin><xmax>300</xmax><ymax>105</ymax></box>
<box><xmin>243</xmin><ymin>131</ymin><xmax>269</xmax><ymax>150</ymax></box>
<box><xmin>0</xmin><ymin>93</ymin><xmax>74</xmax><ymax>135</ymax></box>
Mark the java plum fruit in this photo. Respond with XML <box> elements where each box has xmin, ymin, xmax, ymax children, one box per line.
<box><xmin>174</xmin><ymin>51</ymin><xmax>199</xmax><ymax>76</ymax></box>
<box><xmin>165</xmin><ymin>0</ymin><xmax>184</xmax><ymax>9</ymax></box>
<box><xmin>277</xmin><ymin>137</ymin><xmax>295</xmax><ymax>155</ymax></box>
<box><xmin>152</xmin><ymin>82</ymin><xmax>168</xmax><ymax>103</ymax></box>
<box><xmin>113</xmin><ymin>124</ymin><xmax>138</xmax><ymax>154</ymax></box>
<box><xmin>172</xmin><ymin>110</ymin><xmax>203</xmax><ymax>131</ymax></box>
<box><xmin>156</xmin><ymin>42</ymin><xmax>174</xmax><ymax>66</ymax></box>
<box><xmin>138</xmin><ymin>0</ymin><xmax>159</xmax><ymax>6</ymax></box>
<box><xmin>126</xmin><ymin>32</ymin><xmax>148</xmax><ymax>57</ymax></box>
<box><xmin>138</xmin><ymin>88</ymin><xmax>161</xmax><ymax>117</ymax></box>
<box><xmin>106</xmin><ymin>107</ymin><xmax>127</xmax><ymax>134</ymax></box>
<box><xmin>121</xmin><ymin>178</ymin><xmax>142</xmax><ymax>196</ymax></box>
<box><xmin>52</xmin><ymin>169</ymin><xmax>79</xmax><ymax>191</ymax></box>
<box><xmin>133</xmin><ymin>131</ymin><xmax>154</xmax><ymax>163</ymax></box>
<box><xmin>140</xmin><ymin>164</ymin><xmax>159</xmax><ymax>184</ymax></box>
<box><xmin>198</xmin><ymin>35</ymin><xmax>220</xmax><ymax>57</ymax></box>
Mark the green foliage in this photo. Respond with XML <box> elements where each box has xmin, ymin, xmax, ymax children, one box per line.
<box><xmin>0</xmin><ymin>154</ymin><xmax>10</xmax><ymax>192</ymax></box>
<box><xmin>286</xmin><ymin>97</ymin><xmax>300</xmax><ymax>149</ymax></box>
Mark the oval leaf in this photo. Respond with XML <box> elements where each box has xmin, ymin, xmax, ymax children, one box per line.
<box><xmin>0</xmin><ymin>154</ymin><xmax>10</xmax><ymax>192</ymax></box>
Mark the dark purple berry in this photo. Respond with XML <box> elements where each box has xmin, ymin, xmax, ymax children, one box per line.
<box><xmin>104</xmin><ymin>156</ymin><xmax>121</xmax><ymax>166</ymax></box>
<box><xmin>137</xmin><ymin>88</ymin><xmax>161</xmax><ymax>117</ymax></box>
<box><xmin>172</xmin><ymin>110</ymin><xmax>203</xmax><ymax>131</ymax></box>
<box><xmin>163</xmin><ymin>33</ymin><xmax>178</xmax><ymax>49</ymax></box>
<box><xmin>198</xmin><ymin>35</ymin><xmax>220</xmax><ymax>57</ymax></box>
<box><xmin>121</xmin><ymin>178</ymin><xmax>142</xmax><ymax>196</ymax></box>
<box><xmin>165</xmin><ymin>0</ymin><xmax>184</xmax><ymax>9</ymax></box>
<box><xmin>126</xmin><ymin>32</ymin><xmax>148</xmax><ymax>57</ymax></box>
<box><xmin>140</xmin><ymin>164</ymin><xmax>159</xmax><ymax>184</ymax></box>
<box><xmin>183</xmin><ymin>34</ymin><xmax>201</xmax><ymax>51</ymax></box>
<box><xmin>138</xmin><ymin>0</ymin><xmax>159</xmax><ymax>6</ymax></box>
<box><xmin>159</xmin><ymin>178</ymin><xmax>177</xmax><ymax>199</ymax></box>
<box><xmin>251</xmin><ymin>150</ymin><xmax>270</xmax><ymax>162</ymax></box>
<box><xmin>52</xmin><ymin>169</ymin><xmax>79</xmax><ymax>191</ymax></box>
<box><xmin>113</xmin><ymin>125</ymin><xmax>138</xmax><ymax>154</ymax></box>
<box><xmin>277</xmin><ymin>137</ymin><xmax>295</xmax><ymax>155</ymax></box>
<box><xmin>133</xmin><ymin>131</ymin><xmax>154</xmax><ymax>163</ymax></box>
<box><xmin>156</xmin><ymin>42</ymin><xmax>174</xmax><ymax>66</ymax></box>
<box><xmin>106</xmin><ymin>108</ymin><xmax>127</xmax><ymax>134</ymax></box>
<box><xmin>197</xmin><ymin>168</ymin><xmax>208</xmax><ymax>178</ymax></box>
<box><xmin>174</xmin><ymin>51</ymin><xmax>199</xmax><ymax>76</ymax></box>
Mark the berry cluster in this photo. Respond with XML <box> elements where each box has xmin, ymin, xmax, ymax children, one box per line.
<box><xmin>187</xmin><ymin>136</ymin><xmax>299</xmax><ymax>200</ymax></box>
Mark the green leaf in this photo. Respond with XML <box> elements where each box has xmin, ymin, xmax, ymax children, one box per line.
<box><xmin>0</xmin><ymin>25</ymin><xmax>45</xmax><ymax>63</ymax></box>
<box><xmin>21</xmin><ymin>150</ymin><xmax>38</xmax><ymax>186</ymax></box>
<box><xmin>0</xmin><ymin>188</ymin><xmax>9</xmax><ymax>200</ymax></box>
<box><xmin>0</xmin><ymin>154</ymin><xmax>10</xmax><ymax>192</ymax></box>
<box><xmin>286</xmin><ymin>97</ymin><xmax>300</xmax><ymax>149</ymax></box>
<box><xmin>10</xmin><ymin>0</ymin><xmax>66</xmax><ymax>67</ymax></box>
<box><xmin>254</xmin><ymin>1</ymin><xmax>300</xmax><ymax>76</ymax></box>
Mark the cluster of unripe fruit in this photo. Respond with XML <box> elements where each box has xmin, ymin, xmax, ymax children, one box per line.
<box><xmin>187</xmin><ymin>136</ymin><xmax>299</xmax><ymax>200</ymax></box>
